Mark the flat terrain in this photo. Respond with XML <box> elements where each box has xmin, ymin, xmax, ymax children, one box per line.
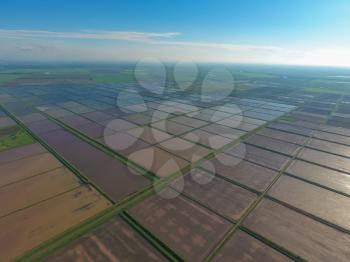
<box><xmin>0</xmin><ymin>64</ymin><xmax>350</xmax><ymax>261</ymax></box>
<box><xmin>129</xmin><ymin>188</ymin><xmax>232</xmax><ymax>261</ymax></box>
<box><xmin>44</xmin><ymin>216</ymin><xmax>165</xmax><ymax>261</ymax></box>
<box><xmin>0</xmin><ymin>186</ymin><xmax>111</xmax><ymax>261</ymax></box>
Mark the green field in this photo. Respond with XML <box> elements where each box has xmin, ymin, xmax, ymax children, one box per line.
<box><xmin>0</xmin><ymin>68</ymin><xmax>91</xmax><ymax>85</ymax></box>
<box><xmin>305</xmin><ymin>86</ymin><xmax>350</xmax><ymax>95</ymax></box>
<box><xmin>232</xmin><ymin>70</ymin><xmax>278</xmax><ymax>79</ymax></box>
<box><xmin>93</xmin><ymin>71</ymin><xmax>135</xmax><ymax>84</ymax></box>
<box><xmin>1</xmin><ymin>67</ymin><xmax>90</xmax><ymax>75</ymax></box>
<box><xmin>0</xmin><ymin>74</ymin><xmax>19</xmax><ymax>85</ymax></box>
<box><xmin>0</xmin><ymin>126</ymin><xmax>35</xmax><ymax>151</ymax></box>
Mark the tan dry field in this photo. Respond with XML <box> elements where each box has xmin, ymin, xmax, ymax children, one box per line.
<box><xmin>0</xmin><ymin>143</ymin><xmax>46</xmax><ymax>165</ymax></box>
<box><xmin>0</xmin><ymin>186</ymin><xmax>111</xmax><ymax>261</ymax></box>
<box><xmin>0</xmin><ymin>167</ymin><xmax>80</xmax><ymax>217</ymax></box>
<box><xmin>0</xmin><ymin>152</ymin><xmax>62</xmax><ymax>187</ymax></box>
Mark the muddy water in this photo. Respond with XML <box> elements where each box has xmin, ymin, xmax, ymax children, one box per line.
<box><xmin>286</xmin><ymin>160</ymin><xmax>350</xmax><ymax>195</ymax></box>
<box><xmin>226</xmin><ymin>144</ymin><xmax>291</xmax><ymax>171</ymax></box>
<box><xmin>38</xmin><ymin>129</ymin><xmax>151</xmax><ymax>202</ymax></box>
<box><xmin>244</xmin><ymin>199</ymin><xmax>350</xmax><ymax>262</ymax></box>
<box><xmin>245</xmin><ymin>134</ymin><xmax>301</xmax><ymax>156</ymax></box>
<box><xmin>171</xmin><ymin>170</ymin><xmax>257</xmax><ymax>220</ymax></box>
<box><xmin>298</xmin><ymin>148</ymin><xmax>350</xmax><ymax>173</ymax></box>
<box><xmin>269</xmin><ymin>175</ymin><xmax>350</xmax><ymax>230</ymax></box>
<box><xmin>213</xmin><ymin>230</ymin><xmax>291</xmax><ymax>261</ymax></box>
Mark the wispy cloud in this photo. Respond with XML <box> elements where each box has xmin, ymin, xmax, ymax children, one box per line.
<box><xmin>0</xmin><ymin>29</ymin><xmax>287</xmax><ymax>57</ymax></box>
<box><xmin>0</xmin><ymin>29</ymin><xmax>284</xmax><ymax>52</ymax></box>
<box><xmin>16</xmin><ymin>44</ymin><xmax>55</xmax><ymax>52</ymax></box>
<box><xmin>0</xmin><ymin>29</ymin><xmax>181</xmax><ymax>42</ymax></box>
<box><xmin>152</xmin><ymin>39</ymin><xmax>287</xmax><ymax>53</ymax></box>
<box><xmin>0</xmin><ymin>29</ymin><xmax>349</xmax><ymax>67</ymax></box>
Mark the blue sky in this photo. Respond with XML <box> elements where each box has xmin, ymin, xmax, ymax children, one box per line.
<box><xmin>1</xmin><ymin>0</ymin><xmax>350</xmax><ymax>66</ymax></box>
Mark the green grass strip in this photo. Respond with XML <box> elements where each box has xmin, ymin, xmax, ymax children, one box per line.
<box><xmin>16</xmin><ymin>184</ymin><xmax>158</xmax><ymax>262</ymax></box>
<box><xmin>239</xmin><ymin>226</ymin><xmax>306</xmax><ymax>261</ymax></box>
<box><xmin>120</xmin><ymin>211</ymin><xmax>183</xmax><ymax>261</ymax></box>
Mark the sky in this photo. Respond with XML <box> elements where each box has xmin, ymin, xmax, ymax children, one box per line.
<box><xmin>1</xmin><ymin>0</ymin><xmax>350</xmax><ymax>67</ymax></box>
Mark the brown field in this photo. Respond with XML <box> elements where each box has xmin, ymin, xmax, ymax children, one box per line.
<box><xmin>18</xmin><ymin>113</ymin><xmax>46</xmax><ymax>124</ymax></box>
<box><xmin>269</xmin><ymin>175</ymin><xmax>350</xmax><ymax>230</ymax></box>
<box><xmin>298</xmin><ymin>148</ymin><xmax>350</xmax><ymax>173</ymax></box>
<box><xmin>243</xmin><ymin>199</ymin><xmax>350</xmax><ymax>262</ymax></box>
<box><xmin>100</xmin><ymin>131</ymin><xmax>151</xmax><ymax>156</ymax></box>
<box><xmin>45</xmin><ymin>216</ymin><xmax>165</xmax><ymax>261</ymax></box>
<box><xmin>0</xmin><ymin>186</ymin><xmax>111</xmax><ymax>261</ymax></box>
<box><xmin>0</xmin><ymin>143</ymin><xmax>45</xmax><ymax>165</ymax></box>
<box><xmin>313</xmin><ymin>130</ymin><xmax>350</xmax><ymax>146</ymax></box>
<box><xmin>158</xmin><ymin>137</ymin><xmax>212</xmax><ymax>163</ymax></box>
<box><xmin>128</xmin><ymin>146</ymin><xmax>189</xmax><ymax>177</ymax></box>
<box><xmin>122</xmin><ymin>113</ymin><xmax>157</xmax><ymax>126</ymax></box>
<box><xmin>129</xmin><ymin>188</ymin><xmax>232</xmax><ymax>260</ymax></box>
<box><xmin>268</xmin><ymin>122</ymin><xmax>313</xmax><ymax>136</ymax></box>
<box><xmin>225</xmin><ymin>143</ymin><xmax>291</xmax><ymax>171</ymax></box>
<box><xmin>217</xmin><ymin>117</ymin><xmax>259</xmax><ymax>132</ymax></box>
<box><xmin>206</xmin><ymin>153</ymin><xmax>278</xmax><ymax>192</ymax></box>
<box><xmin>171</xmin><ymin>169</ymin><xmax>257</xmax><ymax>221</ymax></box>
<box><xmin>239</xmin><ymin>116</ymin><xmax>267</xmax><ymax>126</ymax></box>
<box><xmin>319</xmin><ymin>125</ymin><xmax>350</xmax><ymax>137</ymax></box>
<box><xmin>213</xmin><ymin>230</ymin><xmax>291</xmax><ymax>261</ymax></box>
<box><xmin>0</xmin><ymin>117</ymin><xmax>16</xmax><ymax>128</ymax></box>
<box><xmin>59</xmin><ymin>114</ymin><xmax>92</xmax><ymax>127</ymax></box>
<box><xmin>1</xmin><ymin>67</ymin><xmax>350</xmax><ymax>262</ymax></box>
<box><xmin>0</xmin><ymin>152</ymin><xmax>62</xmax><ymax>187</ymax></box>
<box><xmin>201</xmin><ymin>123</ymin><xmax>246</xmax><ymax>139</ymax></box>
<box><xmin>127</xmin><ymin>126</ymin><xmax>172</xmax><ymax>144</ymax></box>
<box><xmin>0</xmin><ymin>125</ymin><xmax>19</xmax><ymax>137</ymax></box>
<box><xmin>0</xmin><ymin>167</ymin><xmax>80</xmax><ymax>217</ymax></box>
<box><xmin>171</xmin><ymin>115</ymin><xmax>208</xmax><ymax>128</ymax></box>
<box><xmin>27</xmin><ymin>119</ymin><xmax>63</xmax><ymax>135</ymax></box>
<box><xmin>152</xmin><ymin>120</ymin><xmax>194</xmax><ymax>136</ymax></box>
<box><xmin>182</xmin><ymin>129</ymin><xmax>232</xmax><ymax>150</ymax></box>
<box><xmin>307</xmin><ymin>138</ymin><xmax>350</xmax><ymax>157</ymax></box>
<box><xmin>81</xmin><ymin>110</ymin><xmax>115</xmax><ymax>122</ymax></box>
<box><xmin>75</xmin><ymin>122</ymin><xmax>113</xmax><ymax>139</ymax></box>
<box><xmin>257</xmin><ymin>128</ymin><xmax>308</xmax><ymax>145</ymax></box>
<box><xmin>245</xmin><ymin>134</ymin><xmax>301</xmax><ymax>156</ymax></box>
<box><xmin>286</xmin><ymin>160</ymin><xmax>350</xmax><ymax>195</ymax></box>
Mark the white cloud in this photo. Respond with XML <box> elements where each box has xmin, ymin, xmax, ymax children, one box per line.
<box><xmin>290</xmin><ymin>47</ymin><xmax>350</xmax><ymax>67</ymax></box>
<box><xmin>0</xmin><ymin>29</ymin><xmax>349</xmax><ymax>67</ymax></box>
